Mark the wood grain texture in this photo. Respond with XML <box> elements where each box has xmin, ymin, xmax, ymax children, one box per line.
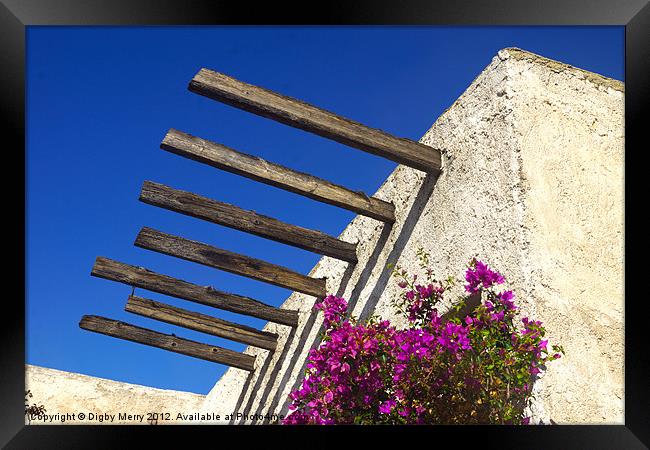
<box><xmin>91</xmin><ymin>257</ymin><xmax>299</xmax><ymax>327</ymax></box>
<box><xmin>125</xmin><ymin>295</ymin><xmax>278</xmax><ymax>351</ymax></box>
<box><xmin>134</xmin><ymin>227</ymin><xmax>327</xmax><ymax>298</ymax></box>
<box><xmin>139</xmin><ymin>181</ymin><xmax>358</xmax><ymax>262</ymax></box>
<box><xmin>188</xmin><ymin>68</ymin><xmax>442</xmax><ymax>173</ymax></box>
<box><xmin>161</xmin><ymin>129</ymin><xmax>395</xmax><ymax>223</ymax></box>
<box><xmin>79</xmin><ymin>315</ymin><xmax>256</xmax><ymax>371</ymax></box>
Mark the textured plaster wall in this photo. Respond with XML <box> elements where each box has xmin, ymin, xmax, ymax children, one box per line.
<box><xmin>25</xmin><ymin>47</ymin><xmax>624</xmax><ymax>425</ymax></box>
<box><xmin>506</xmin><ymin>49</ymin><xmax>624</xmax><ymax>423</ymax></box>
<box><xmin>25</xmin><ymin>364</ymin><xmax>205</xmax><ymax>424</ymax></box>
<box><xmin>201</xmin><ymin>48</ymin><xmax>624</xmax><ymax>424</ymax></box>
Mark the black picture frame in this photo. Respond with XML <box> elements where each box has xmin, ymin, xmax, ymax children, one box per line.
<box><xmin>3</xmin><ymin>1</ymin><xmax>647</xmax><ymax>448</ymax></box>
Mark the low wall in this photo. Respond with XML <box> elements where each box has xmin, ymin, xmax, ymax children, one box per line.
<box><xmin>25</xmin><ymin>365</ymin><xmax>205</xmax><ymax>425</ymax></box>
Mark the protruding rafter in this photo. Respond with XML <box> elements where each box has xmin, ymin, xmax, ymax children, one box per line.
<box><xmin>161</xmin><ymin>129</ymin><xmax>396</xmax><ymax>223</ymax></box>
<box><xmin>188</xmin><ymin>68</ymin><xmax>442</xmax><ymax>173</ymax></box>
<box><xmin>79</xmin><ymin>315</ymin><xmax>256</xmax><ymax>371</ymax></box>
<box><xmin>134</xmin><ymin>227</ymin><xmax>327</xmax><ymax>298</ymax></box>
<box><xmin>139</xmin><ymin>181</ymin><xmax>358</xmax><ymax>263</ymax></box>
<box><xmin>125</xmin><ymin>295</ymin><xmax>279</xmax><ymax>351</ymax></box>
<box><xmin>91</xmin><ymin>257</ymin><xmax>299</xmax><ymax>327</ymax></box>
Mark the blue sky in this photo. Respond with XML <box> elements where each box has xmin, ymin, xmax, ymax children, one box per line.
<box><xmin>26</xmin><ymin>26</ymin><xmax>624</xmax><ymax>394</ymax></box>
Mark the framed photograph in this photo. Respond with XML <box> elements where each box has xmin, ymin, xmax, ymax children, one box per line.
<box><xmin>3</xmin><ymin>0</ymin><xmax>647</xmax><ymax>447</ymax></box>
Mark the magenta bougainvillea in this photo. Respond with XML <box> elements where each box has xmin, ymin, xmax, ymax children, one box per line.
<box><xmin>283</xmin><ymin>256</ymin><xmax>563</xmax><ymax>425</ymax></box>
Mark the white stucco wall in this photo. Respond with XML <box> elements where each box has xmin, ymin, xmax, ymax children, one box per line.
<box><xmin>505</xmin><ymin>49</ymin><xmax>624</xmax><ymax>423</ymax></box>
<box><xmin>201</xmin><ymin>48</ymin><xmax>624</xmax><ymax>424</ymax></box>
<box><xmin>25</xmin><ymin>47</ymin><xmax>624</xmax><ymax>425</ymax></box>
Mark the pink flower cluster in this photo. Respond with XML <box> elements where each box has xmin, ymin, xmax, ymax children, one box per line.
<box><xmin>313</xmin><ymin>294</ymin><xmax>347</xmax><ymax>328</ymax></box>
<box><xmin>284</xmin><ymin>297</ymin><xmax>398</xmax><ymax>424</ymax></box>
<box><xmin>395</xmin><ymin>279</ymin><xmax>446</xmax><ymax>326</ymax></box>
<box><xmin>283</xmin><ymin>260</ymin><xmax>562</xmax><ymax>425</ymax></box>
<box><xmin>465</xmin><ymin>259</ymin><xmax>505</xmax><ymax>293</ymax></box>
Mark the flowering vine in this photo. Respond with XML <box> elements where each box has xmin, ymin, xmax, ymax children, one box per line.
<box><xmin>283</xmin><ymin>255</ymin><xmax>563</xmax><ymax>425</ymax></box>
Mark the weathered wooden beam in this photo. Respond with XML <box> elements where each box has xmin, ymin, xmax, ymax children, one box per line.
<box><xmin>91</xmin><ymin>257</ymin><xmax>299</xmax><ymax>327</ymax></box>
<box><xmin>139</xmin><ymin>181</ymin><xmax>358</xmax><ymax>263</ymax></box>
<box><xmin>188</xmin><ymin>68</ymin><xmax>442</xmax><ymax>173</ymax></box>
<box><xmin>161</xmin><ymin>129</ymin><xmax>395</xmax><ymax>223</ymax></box>
<box><xmin>125</xmin><ymin>295</ymin><xmax>278</xmax><ymax>351</ymax></box>
<box><xmin>79</xmin><ymin>315</ymin><xmax>256</xmax><ymax>371</ymax></box>
<box><xmin>134</xmin><ymin>227</ymin><xmax>326</xmax><ymax>298</ymax></box>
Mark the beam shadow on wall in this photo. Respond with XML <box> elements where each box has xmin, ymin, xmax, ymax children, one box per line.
<box><xmin>254</xmin><ymin>228</ymin><xmax>393</xmax><ymax>421</ymax></box>
<box><xmin>357</xmin><ymin>172</ymin><xmax>440</xmax><ymax>323</ymax></box>
<box><xmin>235</xmin><ymin>260</ymin><xmax>358</xmax><ymax>423</ymax></box>
<box><xmin>246</xmin><ymin>249</ymin><xmax>363</xmax><ymax>423</ymax></box>
<box><xmin>245</xmin><ymin>171</ymin><xmax>439</xmax><ymax>422</ymax></box>
<box><xmin>232</xmin><ymin>341</ymin><xmax>278</xmax><ymax>424</ymax></box>
<box><xmin>227</xmin><ymin>370</ymin><xmax>255</xmax><ymax>425</ymax></box>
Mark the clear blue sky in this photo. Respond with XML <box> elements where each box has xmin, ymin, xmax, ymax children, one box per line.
<box><xmin>26</xmin><ymin>26</ymin><xmax>623</xmax><ymax>394</ymax></box>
